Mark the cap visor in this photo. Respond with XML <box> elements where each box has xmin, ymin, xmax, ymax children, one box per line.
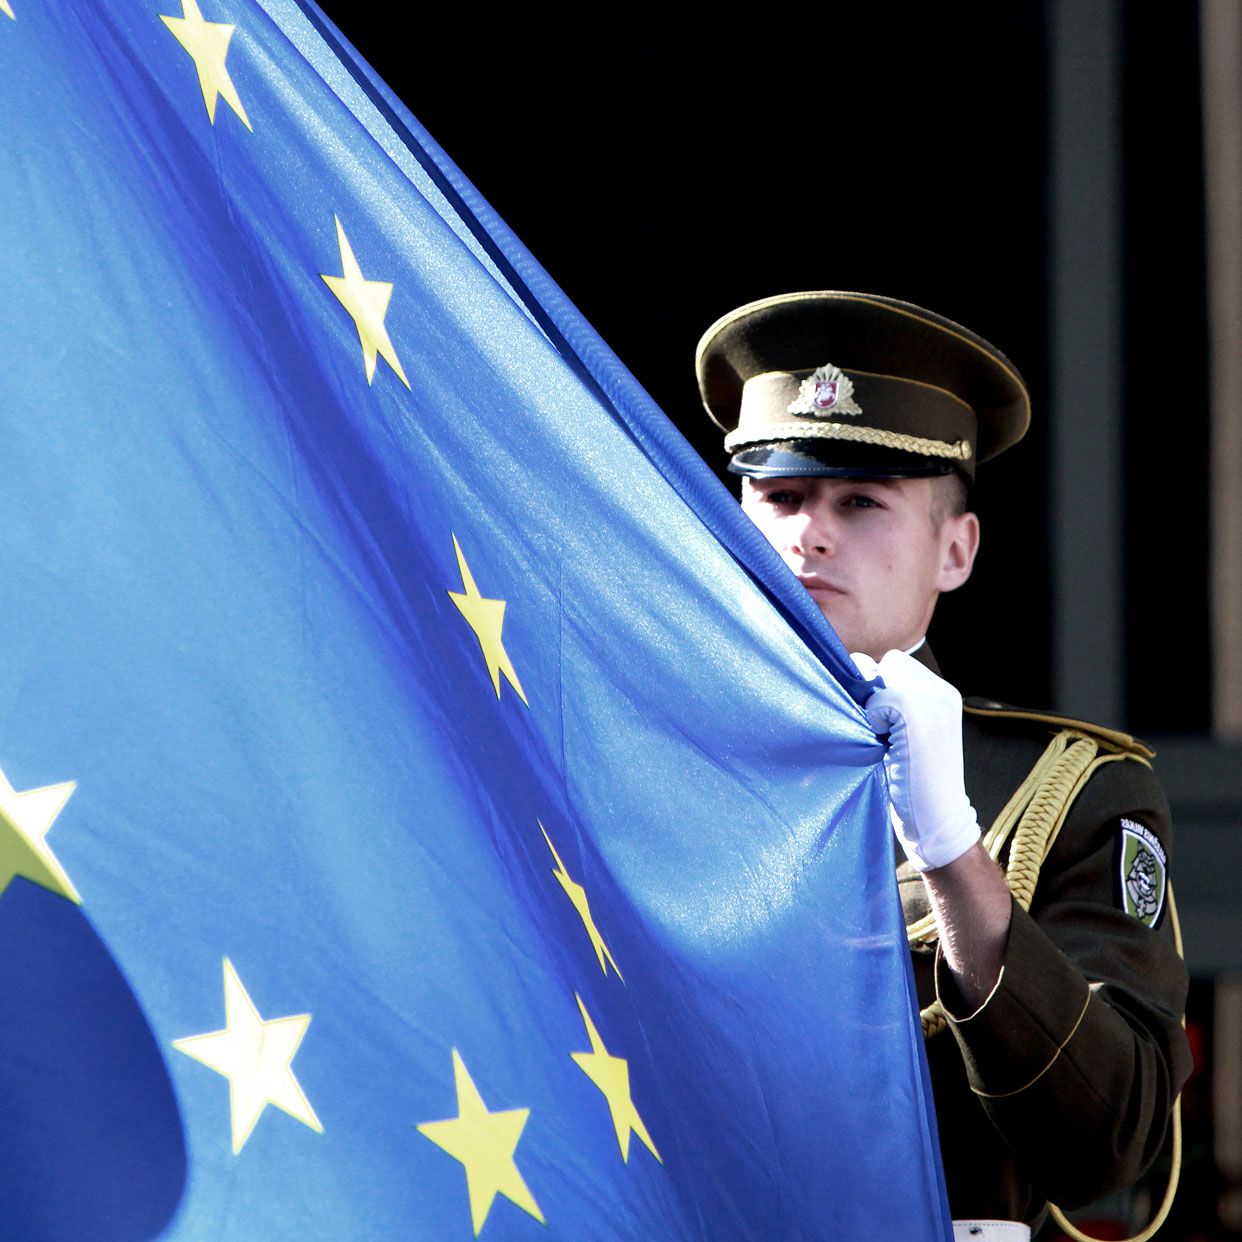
<box><xmin>728</xmin><ymin>442</ymin><xmax>958</xmax><ymax>479</ymax></box>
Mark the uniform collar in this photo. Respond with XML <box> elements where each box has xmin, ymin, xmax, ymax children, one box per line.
<box><xmin>905</xmin><ymin>637</ymin><xmax>943</xmax><ymax>678</ymax></box>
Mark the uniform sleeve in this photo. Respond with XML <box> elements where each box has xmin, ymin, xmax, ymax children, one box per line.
<box><xmin>933</xmin><ymin>754</ymin><xmax>1192</xmax><ymax>1209</ymax></box>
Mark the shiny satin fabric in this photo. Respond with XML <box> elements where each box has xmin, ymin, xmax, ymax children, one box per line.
<box><xmin>0</xmin><ymin>3</ymin><xmax>949</xmax><ymax>1237</ymax></box>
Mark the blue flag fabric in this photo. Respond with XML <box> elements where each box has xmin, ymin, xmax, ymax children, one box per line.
<box><xmin>0</xmin><ymin>3</ymin><xmax>950</xmax><ymax>1238</ymax></box>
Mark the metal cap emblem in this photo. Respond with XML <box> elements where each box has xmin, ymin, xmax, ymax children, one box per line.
<box><xmin>788</xmin><ymin>363</ymin><xmax>863</xmax><ymax>418</ymax></box>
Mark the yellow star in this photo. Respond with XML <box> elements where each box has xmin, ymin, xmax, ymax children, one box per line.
<box><xmin>417</xmin><ymin>1049</ymin><xmax>544</xmax><ymax>1236</ymax></box>
<box><xmin>320</xmin><ymin>216</ymin><xmax>410</xmax><ymax>388</ymax></box>
<box><xmin>159</xmin><ymin>0</ymin><xmax>252</xmax><ymax>131</ymax></box>
<box><xmin>447</xmin><ymin>534</ymin><xmax>528</xmax><ymax>705</ymax></box>
<box><xmin>0</xmin><ymin>765</ymin><xmax>80</xmax><ymax>904</ymax></box>
<box><xmin>1</xmin><ymin>2</ymin><xmax>14</xmax><ymax>21</ymax></box>
<box><xmin>571</xmin><ymin>995</ymin><xmax>660</xmax><ymax>1165</ymax></box>
<box><xmin>173</xmin><ymin>958</ymin><xmax>322</xmax><ymax>1154</ymax></box>
<box><xmin>540</xmin><ymin>823</ymin><xmax>620</xmax><ymax>979</ymax></box>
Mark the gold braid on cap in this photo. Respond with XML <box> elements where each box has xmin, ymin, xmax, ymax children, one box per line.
<box><xmin>724</xmin><ymin>420</ymin><xmax>973</xmax><ymax>461</ymax></box>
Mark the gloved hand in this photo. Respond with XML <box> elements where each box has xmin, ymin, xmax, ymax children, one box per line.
<box><xmin>850</xmin><ymin>649</ymin><xmax>981</xmax><ymax>871</ymax></box>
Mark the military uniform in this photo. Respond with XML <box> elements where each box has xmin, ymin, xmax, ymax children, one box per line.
<box><xmin>901</xmin><ymin>659</ymin><xmax>1192</xmax><ymax>1225</ymax></box>
<box><xmin>695</xmin><ymin>290</ymin><xmax>1193</xmax><ymax>1229</ymax></box>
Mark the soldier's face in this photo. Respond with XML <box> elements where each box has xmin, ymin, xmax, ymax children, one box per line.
<box><xmin>739</xmin><ymin>475</ymin><xmax>979</xmax><ymax>660</ymax></box>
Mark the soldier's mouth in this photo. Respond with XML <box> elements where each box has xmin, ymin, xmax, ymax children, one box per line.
<box><xmin>799</xmin><ymin>575</ymin><xmax>846</xmax><ymax>597</ymax></box>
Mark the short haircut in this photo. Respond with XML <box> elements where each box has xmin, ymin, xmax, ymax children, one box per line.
<box><xmin>929</xmin><ymin>472</ymin><xmax>970</xmax><ymax>529</ymax></box>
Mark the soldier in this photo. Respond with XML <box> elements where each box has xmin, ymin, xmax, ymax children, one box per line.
<box><xmin>696</xmin><ymin>292</ymin><xmax>1192</xmax><ymax>1241</ymax></box>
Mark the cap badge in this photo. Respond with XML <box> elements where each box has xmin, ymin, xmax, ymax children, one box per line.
<box><xmin>788</xmin><ymin>364</ymin><xmax>863</xmax><ymax>418</ymax></box>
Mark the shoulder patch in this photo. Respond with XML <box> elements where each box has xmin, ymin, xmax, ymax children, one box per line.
<box><xmin>1118</xmin><ymin>817</ymin><xmax>1168</xmax><ymax>928</ymax></box>
<box><xmin>963</xmin><ymin>698</ymin><xmax>1155</xmax><ymax>761</ymax></box>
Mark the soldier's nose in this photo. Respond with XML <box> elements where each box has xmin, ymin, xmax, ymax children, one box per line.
<box><xmin>792</xmin><ymin>513</ymin><xmax>836</xmax><ymax>558</ymax></box>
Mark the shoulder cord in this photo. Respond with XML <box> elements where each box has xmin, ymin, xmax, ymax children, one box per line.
<box><xmin>905</xmin><ymin>729</ymin><xmax>1185</xmax><ymax>1242</ymax></box>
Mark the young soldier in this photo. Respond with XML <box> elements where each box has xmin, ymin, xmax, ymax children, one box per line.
<box><xmin>696</xmin><ymin>292</ymin><xmax>1192</xmax><ymax>1239</ymax></box>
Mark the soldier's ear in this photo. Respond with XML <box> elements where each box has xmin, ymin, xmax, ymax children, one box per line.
<box><xmin>935</xmin><ymin>512</ymin><xmax>980</xmax><ymax>594</ymax></box>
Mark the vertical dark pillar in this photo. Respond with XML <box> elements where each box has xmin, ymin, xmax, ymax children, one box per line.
<box><xmin>1048</xmin><ymin>0</ymin><xmax>1124</xmax><ymax>723</ymax></box>
<box><xmin>1202</xmin><ymin>0</ymin><xmax>1242</xmax><ymax>740</ymax></box>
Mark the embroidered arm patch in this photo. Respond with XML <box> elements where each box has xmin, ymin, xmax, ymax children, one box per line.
<box><xmin>1118</xmin><ymin>817</ymin><xmax>1168</xmax><ymax>928</ymax></box>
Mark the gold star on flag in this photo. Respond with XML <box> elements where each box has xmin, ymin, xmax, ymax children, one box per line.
<box><xmin>541</xmin><ymin>822</ymin><xmax>620</xmax><ymax>979</ymax></box>
<box><xmin>0</xmin><ymin>765</ymin><xmax>80</xmax><ymax>905</ymax></box>
<box><xmin>448</xmin><ymin>534</ymin><xmax>528</xmax><ymax>705</ymax></box>
<box><xmin>571</xmin><ymin>995</ymin><xmax>660</xmax><ymax>1165</ymax></box>
<box><xmin>173</xmin><ymin>958</ymin><xmax>322</xmax><ymax>1153</ymax></box>
<box><xmin>320</xmin><ymin>216</ymin><xmax>410</xmax><ymax>388</ymax></box>
<box><xmin>1</xmin><ymin>3</ymin><xmax>15</xmax><ymax>21</ymax></box>
<box><xmin>159</xmin><ymin>0</ymin><xmax>252</xmax><ymax>131</ymax></box>
<box><xmin>417</xmin><ymin>1049</ymin><xmax>544</xmax><ymax>1236</ymax></box>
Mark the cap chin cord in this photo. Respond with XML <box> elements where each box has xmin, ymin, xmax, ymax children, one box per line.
<box><xmin>725</xmin><ymin>419</ymin><xmax>972</xmax><ymax>462</ymax></box>
<box><xmin>910</xmin><ymin>729</ymin><xmax>1184</xmax><ymax>1242</ymax></box>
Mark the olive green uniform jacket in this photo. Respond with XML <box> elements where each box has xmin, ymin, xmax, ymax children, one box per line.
<box><xmin>898</xmin><ymin>677</ymin><xmax>1193</xmax><ymax>1226</ymax></box>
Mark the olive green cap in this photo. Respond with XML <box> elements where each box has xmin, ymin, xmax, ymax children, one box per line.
<box><xmin>695</xmin><ymin>291</ymin><xmax>1030</xmax><ymax>481</ymax></box>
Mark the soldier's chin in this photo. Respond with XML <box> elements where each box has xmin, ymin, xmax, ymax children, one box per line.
<box><xmin>812</xmin><ymin>601</ymin><xmax>846</xmax><ymax>639</ymax></box>
<box><xmin>819</xmin><ymin>611</ymin><xmax>866</xmax><ymax>657</ymax></box>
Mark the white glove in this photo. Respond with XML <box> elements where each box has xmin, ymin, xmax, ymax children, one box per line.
<box><xmin>850</xmin><ymin>649</ymin><xmax>981</xmax><ymax>871</ymax></box>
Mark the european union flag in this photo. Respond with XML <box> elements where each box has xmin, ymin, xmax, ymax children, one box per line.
<box><xmin>0</xmin><ymin>3</ymin><xmax>950</xmax><ymax>1237</ymax></box>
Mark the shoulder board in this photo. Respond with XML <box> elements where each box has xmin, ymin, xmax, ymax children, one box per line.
<box><xmin>962</xmin><ymin>697</ymin><xmax>1155</xmax><ymax>761</ymax></box>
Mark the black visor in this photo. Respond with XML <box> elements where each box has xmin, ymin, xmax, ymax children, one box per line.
<box><xmin>728</xmin><ymin>441</ymin><xmax>959</xmax><ymax>480</ymax></box>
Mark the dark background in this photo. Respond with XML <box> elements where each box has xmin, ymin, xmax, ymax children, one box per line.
<box><xmin>315</xmin><ymin>3</ymin><xmax>1210</xmax><ymax>730</ymax></box>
